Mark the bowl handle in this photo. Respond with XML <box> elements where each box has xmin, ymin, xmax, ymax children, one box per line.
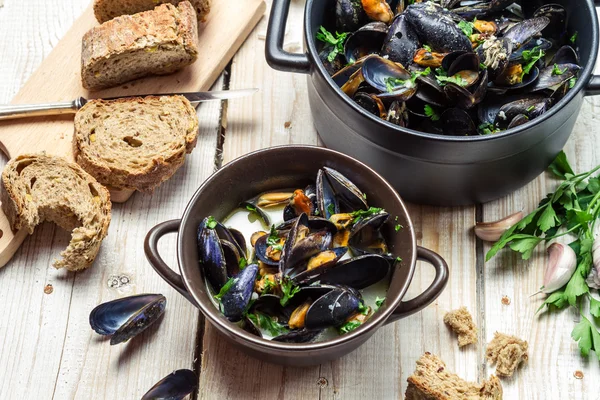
<box><xmin>144</xmin><ymin>219</ymin><xmax>199</xmax><ymax>307</ymax></box>
<box><xmin>265</xmin><ymin>0</ymin><xmax>311</xmax><ymax>74</ymax></box>
<box><xmin>385</xmin><ymin>246</ymin><xmax>449</xmax><ymax>324</ymax></box>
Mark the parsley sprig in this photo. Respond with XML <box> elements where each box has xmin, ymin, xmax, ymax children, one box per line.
<box><xmin>267</xmin><ymin>225</ymin><xmax>283</xmax><ymax>252</ymax></box>
<box><xmin>458</xmin><ymin>20</ymin><xmax>474</xmax><ymax>37</ymax></box>
<box><xmin>349</xmin><ymin>207</ymin><xmax>384</xmax><ymax>223</ymax></box>
<box><xmin>424</xmin><ymin>104</ymin><xmax>440</xmax><ymax>121</ymax></box>
<box><xmin>521</xmin><ymin>46</ymin><xmax>545</xmax><ymax>77</ymax></box>
<box><xmin>280</xmin><ymin>278</ymin><xmax>301</xmax><ymax>306</ymax></box>
<box><xmin>385</xmin><ymin>68</ymin><xmax>431</xmax><ymax>93</ymax></box>
<box><xmin>316</xmin><ymin>26</ymin><xmax>348</xmax><ymax>63</ymax></box>
<box><xmin>487</xmin><ymin>151</ymin><xmax>600</xmax><ymax>359</ymax></box>
<box><xmin>248</xmin><ymin>312</ymin><xmax>289</xmax><ymax>337</ymax></box>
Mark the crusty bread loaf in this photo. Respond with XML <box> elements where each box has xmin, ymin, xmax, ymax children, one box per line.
<box><xmin>94</xmin><ymin>0</ymin><xmax>210</xmax><ymax>24</ymax></box>
<box><xmin>444</xmin><ymin>307</ymin><xmax>478</xmax><ymax>347</ymax></box>
<box><xmin>81</xmin><ymin>2</ymin><xmax>199</xmax><ymax>91</ymax></box>
<box><xmin>73</xmin><ymin>95</ymin><xmax>199</xmax><ymax>192</ymax></box>
<box><xmin>1</xmin><ymin>154</ymin><xmax>111</xmax><ymax>271</ymax></box>
<box><xmin>486</xmin><ymin>332</ymin><xmax>528</xmax><ymax>377</ymax></box>
<box><xmin>405</xmin><ymin>353</ymin><xmax>503</xmax><ymax>400</ymax></box>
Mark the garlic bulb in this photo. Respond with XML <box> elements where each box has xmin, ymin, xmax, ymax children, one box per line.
<box><xmin>474</xmin><ymin>211</ymin><xmax>524</xmax><ymax>242</ymax></box>
<box><xmin>542</xmin><ymin>243</ymin><xmax>578</xmax><ymax>293</ymax></box>
<box><xmin>586</xmin><ymin>238</ymin><xmax>600</xmax><ymax>290</ymax></box>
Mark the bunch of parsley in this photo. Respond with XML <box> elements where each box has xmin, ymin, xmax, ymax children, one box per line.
<box><xmin>486</xmin><ymin>151</ymin><xmax>600</xmax><ymax>359</ymax></box>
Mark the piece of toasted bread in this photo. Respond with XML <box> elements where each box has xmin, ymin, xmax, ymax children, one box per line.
<box><xmin>73</xmin><ymin>95</ymin><xmax>199</xmax><ymax>192</ymax></box>
<box><xmin>81</xmin><ymin>2</ymin><xmax>199</xmax><ymax>91</ymax></box>
<box><xmin>444</xmin><ymin>307</ymin><xmax>478</xmax><ymax>347</ymax></box>
<box><xmin>1</xmin><ymin>154</ymin><xmax>111</xmax><ymax>271</ymax></box>
<box><xmin>486</xmin><ymin>332</ymin><xmax>528</xmax><ymax>377</ymax></box>
<box><xmin>405</xmin><ymin>353</ymin><xmax>503</xmax><ymax>400</ymax></box>
<box><xmin>94</xmin><ymin>0</ymin><xmax>210</xmax><ymax>24</ymax></box>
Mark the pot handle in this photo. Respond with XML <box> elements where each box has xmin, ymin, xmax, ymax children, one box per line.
<box><xmin>265</xmin><ymin>0</ymin><xmax>311</xmax><ymax>74</ymax></box>
<box><xmin>385</xmin><ymin>246</ymin><xmax>449</xmax><ymax>324</ymax></box>
<box><xmin>144</xmin><ymin>219</ymin><xmax>199</xmax><ymax>307</ymax></box>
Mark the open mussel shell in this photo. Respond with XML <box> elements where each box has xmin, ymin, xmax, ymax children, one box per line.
<box><xmin>453</xmin><ymin>0</ymin><xmax>515</xmax><ymax>19</ymax></box>
<box><xmin>443</xmin><ymin>51</ymin><xmax>480</xmax><ymax>77</ymax></box>
<box><xmin>404</xmin><ymin>2</ymin><xmax>472</xmax><ymax>53</ymax></box>
<box><xmin>414</xmin><ymin>75</ymin><xmax>447</xmax><ymax>107</ymax></box>
<box><xmin>283</xmin><ymin>186</ymin><xmax>317</xmax><ymax>221</ymax></box>
<box><xmin>221</xmin><ymin>240</ymin><xmax>243</xmax><ymax>277</ymax></box>
<box><xmin>319</xmin><ymin>45</ymin><xmax>345</xmax><ymax>76</ymax></box>
<box><xmin>551</xmin><ymin>45</ymin><xmax>579</xmax><ymax>65</ymax></box>
<box><xmin>197</xmin><ymin>222</ymin><xmax>228</xmax><ymax>291</ymax></box>
<box><xmin>530</xmin><ymin>63</ymin><xmax>581</xmax><ymax>92</ymax></box>
<box><xmin>90</xmin><ymin>294</ymin><xmax>166</xmax><ymax>345</ymax></box>
<box><xmin>477</xmin><ymin>37</ymin><xmax>513</xmax><ymax>80</ymax></box>
<box><xmin>504</xmin><ymin>17</ymin><xmax>550</xmax><ymax>49</ymax></box>
<box><xmin>316</xmin><ymin>169</ymin><xmax>339</xmax><ymax>219</ymax></box>
<box><xmin>354</xmin><ymin>92</ymin><xmax>387</xmax><ymax>118</ymax></box>
<box><xmin>273</xmin><ymin>328</ymin><xmax>323</xmax><ymax>343</ymax></box>
<box><xmin>533</xmin><ymin>4</ymin><xmax>566</xmax><ymax>40</ymax></box>
<box><xmin>276</xmin><ymin>216</ymin><xmax>337</xmax><ymax>234</ymax></box>
<box><xmin>323</xmin><ymin>167</ymin><xmax>368</xmax><ymax>211</ymax></box>
<box><xmin>221</xmin><ymin>263</ymin><xmax>258</xmax><ymax>322</ymax></box>
<box><xmin>239</xmin><ymin>200</ymin><xmax>271</xmax><ymax>226</ymax></box>
<box><xmin>289</xmin><ymin>247</ymin><xmax>348</xmax><ymax>282</ymax></box>
<box><xmin>444</xmin><ymin>69</ymin><xmax>488</xmax><ymax>109</ymax></box>
<box><xmin>382</xmin><ymin>14</ymin><xmax>419</xmax><ymax>67</ymax></box>
<box><xmin>492</xmin><ymin>65</ymin><xmax>540</xmax><ymax>91</ymax></box>
<box><xmin>509</xmin><ymin>37</ymin><xmax>552</xmax><ymax>63</ymax></box>
<box><xmin>304</xmin><ymin>288</ymin><xmax>361</xmax><ymax>330</ymax></box>
<box><xmin>441</xmin><ymin>108</ymin><xmax>477</xmax><ymax>136</ymax></box>
<box><xmin>286</xmin><ymin>230</ymin><xmax>333</xmax><ymax>274</ymax></box>
<box><xmin>141</xmin><ymin>369</ymin><xmax>198</xmax><ymax>400</ymax></box>
<box><xmin>387</xmin><ymin>100</ymin><xmax>410</xmax><ymax>127</ymax></box>
<box><xmin>344</xmin><ymin>22</ymin><xmax>388</xmax><ymax>65</ymax></box>
<box><xmin>493</xmin><ymin>96</ymin><xmax>552</xmax><ymax>130</ymax></box>
<box><xmin>362</xmin><ymin>56</ymin><xmax>413</xmax><ymax>93</ymax></box>
<box><xmin>299</xmin><ymin>254</ymin><xmax>391</xmax><ymax>290</ymax></box>
<box><xmin>254</xmin><ymin>234</ymin><xmax>280</xmax><ymax>266</ymax></box>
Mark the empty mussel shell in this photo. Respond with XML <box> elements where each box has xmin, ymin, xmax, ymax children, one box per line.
<box><xmin>503</xmin><ymin>17</ymin><xmax>550</xmax><ymax>49</ymax></box>
<box><xmin>344</xmin><ymin>22</ymin><xmax>388</xmax><ymax>64</ymax></box>
<box><xmin>89</xmin><ymin>294</ymin><xmax>166</xmax><ymax>345</ymax></box>
<box><xmin>141</xmin><ymin>369</ymin><xmax>197</xmax><ymax>400</ymax></box>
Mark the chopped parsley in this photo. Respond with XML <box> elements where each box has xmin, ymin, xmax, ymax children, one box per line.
<box><xmin>245</xmin><ymin>204</ymin><xmax>257</xmax><ymax>212</ymax></box>
<box><xmin>206</xmin><ymin>216</ymin><xmax>218</xmax><ymax>229</ymax></box>
<box><xmin>521</xmin><ymin>46</ymin><xmax>545</xmax><ymax>76</ymax></box>
<box><xmin>423</xmin><ymin>44</ymin><xmax>432</xmax><ymax>52</ymax></box>
<box><xmin>385</xmin><ymin>67</ymin><xmax>431</xmax><ymax>93</ymax></box>
<box><xmin>570</xmin><ymin>31</ymin><xmax>578</xmax><ymax>44</ymax></box>
<box><xmin>435</xmin><ymin>74</ymin><xmax>467</xmax><ymax>87</ymax></box>
<box><xmin>349</xmin><ymin>207</ymin><xmax>384</xmax><ymax>223</ymax></box>
<box><xmin>362</xmin><ymin>193</ymin><xmax>367</xmax><ymax>200</ymax></box>
<box><xmin>375</xmin><ymin>297</ymin><xmax>385</xmax><ymax>310</ymax></box>
<box><xmin>457</xmin><ymin>20</ymin><xmax>474</xmax><ymax>37</ymax></box>
<box><xmin>569</xmin><ymin>77</ymin><xmax>577</xmax><ymax>88</ymax></box>
<box><xmin>339</xmin><ymin>320</ymin><xmax>362</xmax><ymax>334</ymax></box>
<box><xmin>395</xmin><ymin>224</ymin><xmax>403</xmax><ymax>232</ymax></box>
<box><xmin>267</xmin><ymin>225</ymin><xmax>283</xmax><ymax>251</ymax></box>
<box><xmin>248</xmin><ymin>312</ymin><xmax>289</xmax><ymax>337</ymax></box>
<box><xmin>262</xmin><ymin>277</ymin><xmax>276</xmax><ymax>294</ymax></box>
<box><xmin>424</xmin><ymin>104</ymin><xmax>440</xmax><ymax>121</ymax></box>
<box><xmin>214</xmin><ymin>277</ymin><xmax>236</xmax><ymax>301</ymax></box>
<box><xmin>478</xmin><ymin>122</ymin><xmax>501</xmax><ymax>135</ymax></box>
<box><xmin>395</xmin><ymin>256</ymin><xmax>402</xmax><ymax>263</ymax></box>
<box><xmin>526</xmin><ymin>105</ymin><xmax>535</xmax><ymax>113</ymax></box>
<box><xmin>327</xmin><ymin>203</ymin><xmax>336</xmax><ymax>216</ymax></box>
<box><xmin>316</xmin><ymin>26</ymin><xmax>348</xmax><ymax>63</ymax></box>
<box><xmin>280</xmin><ymin>279</ymin><xmax>301</xmax><ymax>306</ymax></box>
<box><xmin>358</xmin><ymin>301</ymin><xmax>369</xmax><ymax>315</ymax></box>
<box><xmin>552</xmin><ymin>64</ymin><xmax>567</xmax><ymax>75</ymax></box>
<box><xmin>238</xmin><ymin>257</ymin><xmax>247</xmax><ymax>269</ymax></box>
<box><xmin>479</xmin><ymin>62</ymin><xmax>487</xmax><ymax>70</ymax></box>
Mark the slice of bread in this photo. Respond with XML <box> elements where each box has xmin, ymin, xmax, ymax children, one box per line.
<box><xmin>1</xmin><ymin>154</ymin><xmax>111</xmax><ymax>271</ymax></box>
<box><xmin>73</xmin><ymin>95</ymin><xmax>199</xmax><ymax>192</ymax></box>
<box><xmin>94</xmin><ymin>0</ymin><xmax>210</xmax><ymax>24</ymax></box>
<box><xmin>405</xmin><ymin>353</ymin><xmax>503</xmax><ymax>400</ymax></box>
<box><xmin>444</xmin><ymin>307</ymin><xmax>478</xmax><ymax>347</ymax></box>
<box><xmin>486</xmin><ymin>332</ymin><xmax>528</xmax><ymax>377</ymax></box>
<box><xmin>81</xmin><ymin>2</ymin><xmax>199</xmax><ymax>91</ymax></box>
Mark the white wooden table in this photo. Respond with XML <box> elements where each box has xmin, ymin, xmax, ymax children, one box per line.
<box><xmin>0</xmin><ymin>1</ymin><xmax>599</xmax><ymax>398</ymax></box>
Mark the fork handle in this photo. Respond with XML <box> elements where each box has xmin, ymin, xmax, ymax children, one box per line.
<box><xmin>0</xmin><ymin>97</ymin><xmax>86</xmax><ymax>121</ymax></box>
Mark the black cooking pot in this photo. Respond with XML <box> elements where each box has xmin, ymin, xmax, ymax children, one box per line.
<box><xmin>265</xmin><ymin>0</ymin><xmax>600</xmax><ymax>206</ymax></box>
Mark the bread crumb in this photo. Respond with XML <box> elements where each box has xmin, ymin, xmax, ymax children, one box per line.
<box><xmin>443</xmin><ymin>307</ymin><xmax>478</xmax><ymax>347</ymax></box>
<box><xmin>486</xmin><ymin>332</ymin><xmax>528</xmax><ymax>377</ymax></box>
<box><xmin>405</xmin><ymin>353</ymin><xmax>502</xmax><ymax>400</ymax></box>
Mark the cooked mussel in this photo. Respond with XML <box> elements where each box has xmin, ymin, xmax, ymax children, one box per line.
<box><xmin>141</xmin><ymin>369</ymin><xmax>198</xmax><ymax>400</ymax></box>
<box><xmin>382</xmin><ymin>14</ymin><xmax>419</xmax><ymax>66</ymax></box>
<box><xmin>89</xmin><ymin>294</ymin><xmax>166</xmax><ymax>345</ymax></box>
<box><xmin>344</xmin><ymin>22</ymin><xmax>388</xmax><ymax>64</ymax></box>
<box><xmin>220</xmin><ymin>263</ymin><xmax>259</xmax><ymax>322</ymax></box>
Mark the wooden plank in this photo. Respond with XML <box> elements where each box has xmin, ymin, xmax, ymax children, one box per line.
<box><xmin>200</xmin><ymin>1</ymin><xmax>478</xmax><ymax>398</ymax></box>
<box><xmin>481</xmin><ymin>62</ymin><xmax>600</xmax><ymax>398</ymax></box>
<box><xmin>0</xmin><ymin>1</ymin><xmax>225</xmax><ymax>398</ymax></box>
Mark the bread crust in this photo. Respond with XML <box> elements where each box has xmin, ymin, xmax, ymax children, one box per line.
<box><xmin>82</xmin><ymin>2</ymin><xmax>199</xmax><ymax>90</ymax></box>
<box><xmin>1</xmin><ymin>153</ymin><xmax>111</xmax><ymax>271</ymax></box>
<box><xmin>73</xmin><ymin>95</ymin><xmax>199</xmax><ymax>192</ymax></box>
<box><xmin>94</xmin><ymin>0</ymin><xmax>211</xmax><ymax>24</ymax></box>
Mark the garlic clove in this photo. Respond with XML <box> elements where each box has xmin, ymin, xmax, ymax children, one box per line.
<box><xmin>588</xmin><ymin>238</ymin><xmax>600</xmax><ymax>290</ymax></box>
<box><xmin>542</xmin><ymin>243</ymin><xmax>578</xmax><ymax>294</ymax></box>
<box><xmin>474</xmin><ymin>211</ymin><xmax>524</xmax><ymax>242</ymax></box>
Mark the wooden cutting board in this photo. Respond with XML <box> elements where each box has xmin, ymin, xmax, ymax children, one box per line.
<box><xmin>0</xmin><ymin>0</ymin><xmax>266</xmax><ymax>267</ymax></box>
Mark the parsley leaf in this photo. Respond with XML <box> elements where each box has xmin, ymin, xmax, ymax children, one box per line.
<box><xmin>521</xmin><ymin>46</ymin><xmax>545</xmax><ymax>76</ymax></box>
<box><xmin>239</xmin><ymin>257</ymin><xmax>247</xmax><ymax>269</ymax></box>
<box><xmin>436</xmin><ymin>74</ymin><xmax>468</xmax><ymax>87</ymax></box>
<box><xmin>327</xmin><ymin>203</ymin><xmax>336</xmax><ymax>216</ymax></box>
<box><xmin>316</xmin><ymin>26</ymin><xmax>348</xmax><ymax>63</ymax></box>
<box><xmin>214</xmin><ymin>277</ymin><xmax>236</xmax><ymax>300</ymax></box>
<box><xmin>395</xmin><ymin>224</ymin><xmax>403</xmax><ymax>232</ymax></box>
<box><xmin>590</xmin><ymin>296</ymin><xmax>600</xmax><ymax>319</ymax></box>
<box><xmin>280</xmin><ymin>279</ymin><xmax>301</xmax><ymax>306</ymax></box>
<box><xmin>349</xmin><ymin>207</ymin><xmax>384</xmax><ymax>223</ymax></box>
<box><xmin>458</xmin><ymin>20</ymin><xmax>474</xmax><ymax>37</ymax></box>
<box><xmin>569</xmin><ymin>77</ymin><xmax>577</xmax><ymax>88</ymax></box>
<box><xmin>424</xmin><ymin>104</ymin><xmax>440</xmax><ymax>121</ymax></box>
<box><xmin>508</xmin><ymin>236</ymin><xmax>543</xmax><ymax>259</ymax></box>
<box><xmin>536</xmin><ymin>289</ymin><xmax>568</xmax><ymax>313</ymax></box>
<box><xmin>248</xmin><ymin>312</ymin><xmax>289</xmax><ymax>337</ymax></box>
<box><xmin>206</xmin><ymin>216</ymin><xmax>218</xmax><ymax>229</ymax></box>
<box><xmin>552</xmin><ymin>64</ymin><xmax>567</xmax><ymax>75</ymax></box>
<box><xmin>570</xmin><ymin>31</ymin><xmax>578</xmax><ymax>44</ymax></box>
<box><xmin>548</xmin><ymin>150</ymin><xmax>574</xmax><ymax>179</ymax></box>
<box><xmin>375</xmin><ymin>296</ymin><xmax>385</xmax><ymax>310</ymax></box>
<box><xmin>339</xmin><ymin>320</ymin><xmax>362</xmax><ymax>334</ymax></box>
<box><xmin>385</xmin><ymin>68</ymin><xmax>431</xmax><ymax>93</ymax></box>
<box><xmin>478</xmin><ymin>122</ymin><xmax>501</xmax><ymax>135</ymax></box>
<box><xmin>358</xmin><ymin>301</ymin><xmax>369</xmax><ymax>315</ymax></box>
<box><xmin>395</xmin><ymin>256</ymin><xmax>402</xmax><ymax>263</ymax></box>
<box><xmin>571</xmin><ymin>315</ymin><xmax>600</xmax><ymax>359</ymax></box>
<box><xmin>537</xmin><ymin>204</ymin><xmax>560</xmax><ymax>232</ymax></box>
<box><xmin>267</xmin><ymin>225</ymin><xmax>283</xmax><ymax>251</ymax></box>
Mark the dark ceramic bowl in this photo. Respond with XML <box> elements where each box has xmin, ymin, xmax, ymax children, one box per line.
<box><xmin>144</xmin><ymin>145</ymin><xmax>449</xmax><ymax>366</ymax></box>
<box><xmin>265</xmin><ymin>0</ymin><xmax>600</xmax><ymax>206</ymax></box>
